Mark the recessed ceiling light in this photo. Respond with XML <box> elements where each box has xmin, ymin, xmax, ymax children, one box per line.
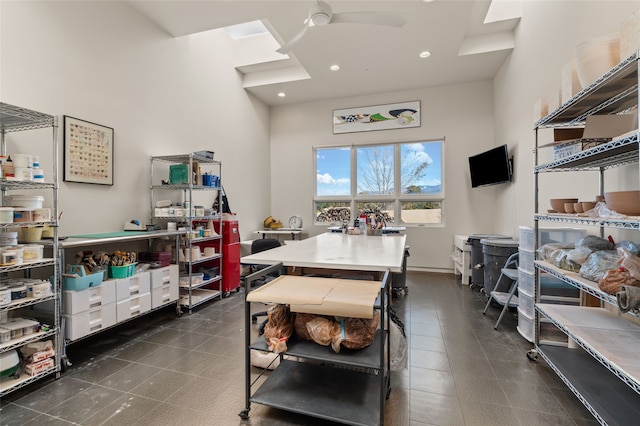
<box><xmin>277</xmin><ymin>92</ymin><xmax>286</xmax><ymax>98</ymax></box>
<box><xmin>330</xmin><ymin>64</ymin><xmax>340</xmax><ymax>71</ymax></box>
<box><xmin>419</xmin><ymin>50</ymin><xmax>432</xmax><ymax>58</ymax></box>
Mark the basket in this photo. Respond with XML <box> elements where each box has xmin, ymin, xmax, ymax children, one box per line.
<box><xmin>109</xmin><ymin>263</ymin><xmax>136</xmax><ymax>279</ymax></box>
<box><xmin>61</xmin><ymin>265</ymin><xmax>104</xmax><ymax>291</ymax></box>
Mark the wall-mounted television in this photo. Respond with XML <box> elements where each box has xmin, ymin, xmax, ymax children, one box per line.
<box><xmin>468</xmin><ymin>144</ymin><xmax>513</xmax><ymax>188</ymax></box>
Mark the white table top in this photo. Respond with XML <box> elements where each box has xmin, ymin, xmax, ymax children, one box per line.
<box><xmin>241</xmin><ymin>232</ymin><xmax>406</xmax><ymax>272</ymax></box>
<box><xmin>255</xmin><ymin>229</ymin><xmax>303</xmax><ymax>235</ymax></box>
<box><xmin>327</xmin><ymin>226</ymin><xmax>406</xmax><ymax>233</ymax></box>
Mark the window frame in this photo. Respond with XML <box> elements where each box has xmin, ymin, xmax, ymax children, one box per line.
<box><xmin>314</xmin><ymin>139</ymin><xmax>444</xmax><ymax>227</ymax></box>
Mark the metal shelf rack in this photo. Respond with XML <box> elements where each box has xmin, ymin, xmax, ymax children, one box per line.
<box><xmin>149</xmin><ymin>153</ymin><xmax>223</xmax><ymax>313</ymax></box>
<box><xmin>529</xmin><ymin>51</ymin><xmax>640</xmax><ymax>425</ymax></box>
<box><xmin>0</xmin><ymin>102</ymin><xmax>60</xmax><ymax>397</ymax></box>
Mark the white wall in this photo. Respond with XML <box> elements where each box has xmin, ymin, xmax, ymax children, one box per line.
<box><xmin>270</xmin><ymin>81</ymin><xmax>500</xmax><ymax>271</ymax></box>
<box><xmin>493</xmin><ymin>0</ymin><xmax>639</xmax><ymax>242</ymax></box>
<box><xmin>271</xmin><ymin>0</ymin><xmax>640</xmax><ymax>271</ymax></box>
<box><xmin>0</xmin><ymin>1</ymin><xmax>271</xmax><ymax>238</ymax></box>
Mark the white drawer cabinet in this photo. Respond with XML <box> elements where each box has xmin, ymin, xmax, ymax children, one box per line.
<box><xmin>115</xmin><ymin>272</ymin><xmax>150</xmax><ymax>301</ymax></box>
<box><xmin>63</xmin><ymin>280</ymin><xmax>116</xmax><ymax>315</ymax></box>
<box><xmin>116</xmin><ymin>293</ymin><xmax>151</xmax><ymax>322</ymax></box>
<box><xmin>150</xmin><ymin>265</ymin><xmax>178</xmax><ymax>289</ymax></box>
<box><xmin>64</xmin><ymin>303</ymin><xmax>117</xmax><ymax>340</ymax></box>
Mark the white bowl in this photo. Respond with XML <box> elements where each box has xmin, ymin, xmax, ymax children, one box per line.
<box><xmin>575</xmin><ymin>33</ymin><xmax>620</xmax><ymax>87</ymax></box>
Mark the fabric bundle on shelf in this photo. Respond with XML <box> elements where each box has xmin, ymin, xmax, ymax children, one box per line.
<box><xmin>616</xmin><ymin>285</ymin><xmax>640</xmax><ymax>313</ymax></box>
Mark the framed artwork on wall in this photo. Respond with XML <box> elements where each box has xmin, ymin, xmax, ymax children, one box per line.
<box><xmin>333</xmin><ymin>100</ymin><xmax>421</xmax><ymax>134</ymax></box>
<box><xmin>63</xmin><ymin>116</ymin><xmax>114</xmax><ymax>185</ymax></box>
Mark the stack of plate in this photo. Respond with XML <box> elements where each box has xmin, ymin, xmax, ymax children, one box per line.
<box><xmin>575</xmin><ymin>32</ymin><xmax>620</xmax><ymax>88</ymax></box>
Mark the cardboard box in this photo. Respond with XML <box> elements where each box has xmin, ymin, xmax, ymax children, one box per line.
<box><xmin>553</xmin><ymin>140</ymin><xmax>604</xmax><ymax>160</ymax></box>
<box><xmin>25</xmin><ymin>358</ymin><xmax>54</xmax><ymax>376</ymax></box>
<box><xmin>541</xmin><ymin>114</ymin><xmax>638</xmax><ymax>160</ymax></box>
<box><xmin>30</xmin><ymin>347</ymin><xmax>55</xmax><ymax>363</ymax></box>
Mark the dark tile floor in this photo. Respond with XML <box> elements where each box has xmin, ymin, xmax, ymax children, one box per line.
<box><xmin>0</xmin><ymin>271</ymin><xmax>596</xmax><ymax>425</ymax></box>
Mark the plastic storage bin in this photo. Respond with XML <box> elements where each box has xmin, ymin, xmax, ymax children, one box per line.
<box><xmin>519</xmin><ymin>226</ymin><xmax>588</xmax><ymax>252</ymax></box>
<box><xmin>109</xmin><ymin>263</ymin><xmax>136</xmax><ymax>279</ymax></box>
<box><xmin>519</xmin><ymin>249</ymin><xmax>535</xmax><ymax>274</ymax></box>
<box><xmin>517</xmin><ymin>307</ymin><xmax>534</xmax><ymax>343</ymax></box>
<box><xmin>518</xmin><ymin>267</ymin><xmax>534</xmax><ymax>296</ymax></box>
<box><xmin>519</xmin><ymin>292</ymin><xmax>535</xmax><ymax>318</ymax></box>
<box><xmin>61</xmin><ymin>265</ymin><xmax>104</xmax><ymax>291</ymax></box>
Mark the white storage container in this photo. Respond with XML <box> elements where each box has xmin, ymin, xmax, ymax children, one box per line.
<box><xmin>519</xmin><ymin>292</ymin><xmax>535</xmax><ymax>318</ymax></box>
<box><xmin>65</xmin><ymin>303</ymin><xmax>117</xmax><ymax>340</ymax></box>
<box><xmin>3</xmin><ymin>195</ymin><xmax>44</xmax><ymax>209</ymax></box>
<box><xmin>32</xmin><ymin>208</ymin><xmax>51</xmax><ymax>222</ymax></box>
<box><xmin>62</xmin><ymin>280</ymin><xmax>116</xmax><ymax>315</ymax></box>
<box><xmin>517</xmin><ymin>307</ymin><xmax>534</xmax><ymax>343</ymax></box>
<box><xmin>115</xmin><ymin>272</ymin><xmax>150</xmax><ymax>301</ymax></box>
<box><xmin>152</xmin><ymin>284</ymin><xmax>179</xmax><ymax>309</ymax></box>
<box><xmin>519</xmin><ymin>226</ymin><xmax>588</xmax><ymax>252</ymax></box>
<box><xmin>518</xmin><ymin>267</ymin><xmax>534</xmax><ymax>296</ymax></box>
<box><xmin>0</xmin><ymin>207</ymin><xmax>14</xmax><ymax>224</ymax></box>
<box><xmin>150</xmin><ymin>265</ymin><xmax>179</xmax><ymax>289</ymax></box>
<box><xmin>116</xmin><ymin>293</ymin><xmax>151</xmax><ymax>322</ymax></box>
<box><xmin>0</xmin><ymin>231</ymin><xmax>17</xmax><ymax>246</ymax></box>
<box><xmin>23</xmin><ymin>244</ymin><xmax>44</xmax><ymax>261</ymax></box>
<box><xmin>519</xmin><ymin>249</ymin><xmax>535</xmax><ymax>274</ymax></box>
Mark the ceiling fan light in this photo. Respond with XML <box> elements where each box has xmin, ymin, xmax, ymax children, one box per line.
<box><xmin>311</xmin><ymin>12</ymin><xmax>331</xmax><ymax>26</ymax></box>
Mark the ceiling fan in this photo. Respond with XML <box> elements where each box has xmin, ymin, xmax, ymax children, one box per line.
<box><xmin>276</xmin><ymin>0</ymin><xmax>408</xmax><ymax>54</ymax></box>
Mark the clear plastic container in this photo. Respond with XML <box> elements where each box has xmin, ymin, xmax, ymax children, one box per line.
<box><xmin>13</xmin><ymin>208</ymin><xmax>33</xmax><ymax>222</ymax></box>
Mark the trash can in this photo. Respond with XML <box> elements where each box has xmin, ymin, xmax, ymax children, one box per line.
<box><xmin>392</xmin><ymin>245</ymin><xmax>410</xmax><ymax>295</ymax></box>
<box><xmin>467</xmin><ymin>234</ymin><xmax>508</xmax><ymax>289</ymax></box>
<box><xmin>481</xmin><ymin>238</ymin><xmax>519</xmax><ymax>295</ymax></box>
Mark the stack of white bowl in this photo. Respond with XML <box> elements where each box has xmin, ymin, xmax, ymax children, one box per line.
<box><xmin>575</xmin><ymin>33</ymin><xmax>620</xmax><ymax>88</ymax></box>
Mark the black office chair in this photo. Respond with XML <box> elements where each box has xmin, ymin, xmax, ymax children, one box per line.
<box><xmin>248</xmin><ymin>238</ymin><xmax>282</xmax><ymax>331</ymax></box>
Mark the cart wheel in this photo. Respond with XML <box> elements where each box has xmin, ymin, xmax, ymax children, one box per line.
<box><xmin>235</xmin><ymin>287</ymin><xmax>241</xmax><ymax>292</ymax></box>
<box><xmin>223</xmin><ymin>292</ymin><xmax>230</xmax><ymax>298</ymax></box>
<box><xmin>61</xmin><ymin>356</ymin><xmax>72</xmax><ymax>372</ymax></box>
<box><xmin>238</xmin><ymin>409</ymin><xmax>250</xmax><ymax>420</ymax></box>
<box><xmin>527</xmin><ymin>349</ymin><xmax>538</xmax><ymax>361</ymax></box>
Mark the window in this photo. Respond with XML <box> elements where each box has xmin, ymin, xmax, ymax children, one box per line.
<box><xmin>315</xmin><ymin>140</ymin><xmax>443</xmax><ymax>225</ymax></box>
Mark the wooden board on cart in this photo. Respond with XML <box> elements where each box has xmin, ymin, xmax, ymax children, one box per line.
<box><xmin>246</xmin><ymin>275</ymin><xmax>380</xmax><ymax>319</ymax></box>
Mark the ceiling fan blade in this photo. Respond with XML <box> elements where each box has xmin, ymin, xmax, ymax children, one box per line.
<box><xmin>276</xmin><ymin>23</ymin><xmax>310</xmax><ymax>54</ymax></box>
<box><xmin>331</xmin><ymin>11</ymin><xmax>407</xmax><ymax>28</ymax></box>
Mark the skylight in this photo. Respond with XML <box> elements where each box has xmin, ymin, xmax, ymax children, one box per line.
<box><xmin>224</xmin><ymin>20</ymin><xmax>269</xmax><ymax>40</ymax></box>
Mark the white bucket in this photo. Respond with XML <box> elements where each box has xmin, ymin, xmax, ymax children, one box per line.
<box><xmin>0</xmin><ymin>232</ymin><xmax>18</xmax><ymax>246</ymax></box>
<box><xmin>12</xmin><ymin>154</ymin><xmax>31</xmax><ymax>168</ymax></box>
<box><xmin>14</xmin><ymin>167</ymin><xmax>33</xmax><ymax>181</ymax></box>
<box><xmin>0</xmin><ymin>207</ymin><xmax>14</xmax><ymax>224</ymax></box>
<box><xmin>3</xmin><ymin>195</ymin><xmax>44</xmax><ymax>209</ymax></box>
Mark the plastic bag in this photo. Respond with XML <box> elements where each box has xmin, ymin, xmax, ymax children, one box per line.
<box><xmin>616</xmin><ymin>241</ymin><xmax>640</xmax><ymax>256</ymax></box>
<box><xmin>566</xmin><ymin>246</ymin><xmax>592</xmax><ymax>265</ymax></box>
<box><xmin>549</xmin><ymin>248</ymin><xmax>581</xmax><ymax>272</ymax></box>
<box><xmin>537</xmin><ymin>243</ymin><xmax>575</xmax><ymax>263</ymax></box>
<box><xmin>579</xmin><ymin>250</ymin><xmax>621</xmax><ymax>282</ymax></box>
<box><xmin>598</xmin><ymin>268</ymin><xmax>640</xmax><ymax>295</ymax></box>
<box><xmin>618</xmin><ymin>247</ymin><xmax>640</xmax><ymax>281</ymax></box>
<box><xmin>305</xmin><ymin>313</ymin><xmax>380</xmax><ymax>353</ymax></box>
<box><xmin>575</xmin><ymin>235</ymin><xmax>614</xmax><ymax>252</ymax></box>
<box><xmin>263</xmin><ymin>304</ymin><xmax>294</xmax><ymax>353</ymax></box>
<box><xmin>586</xmin><ymin>201</ymin><xmax>627</xmax><ymax>219</ymax></box>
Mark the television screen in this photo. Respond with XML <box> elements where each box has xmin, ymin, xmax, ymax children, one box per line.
<box><xmin>468</xmin><ymin>144</ymin><xmax>512</xmax><ymax>188</ymax></box>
